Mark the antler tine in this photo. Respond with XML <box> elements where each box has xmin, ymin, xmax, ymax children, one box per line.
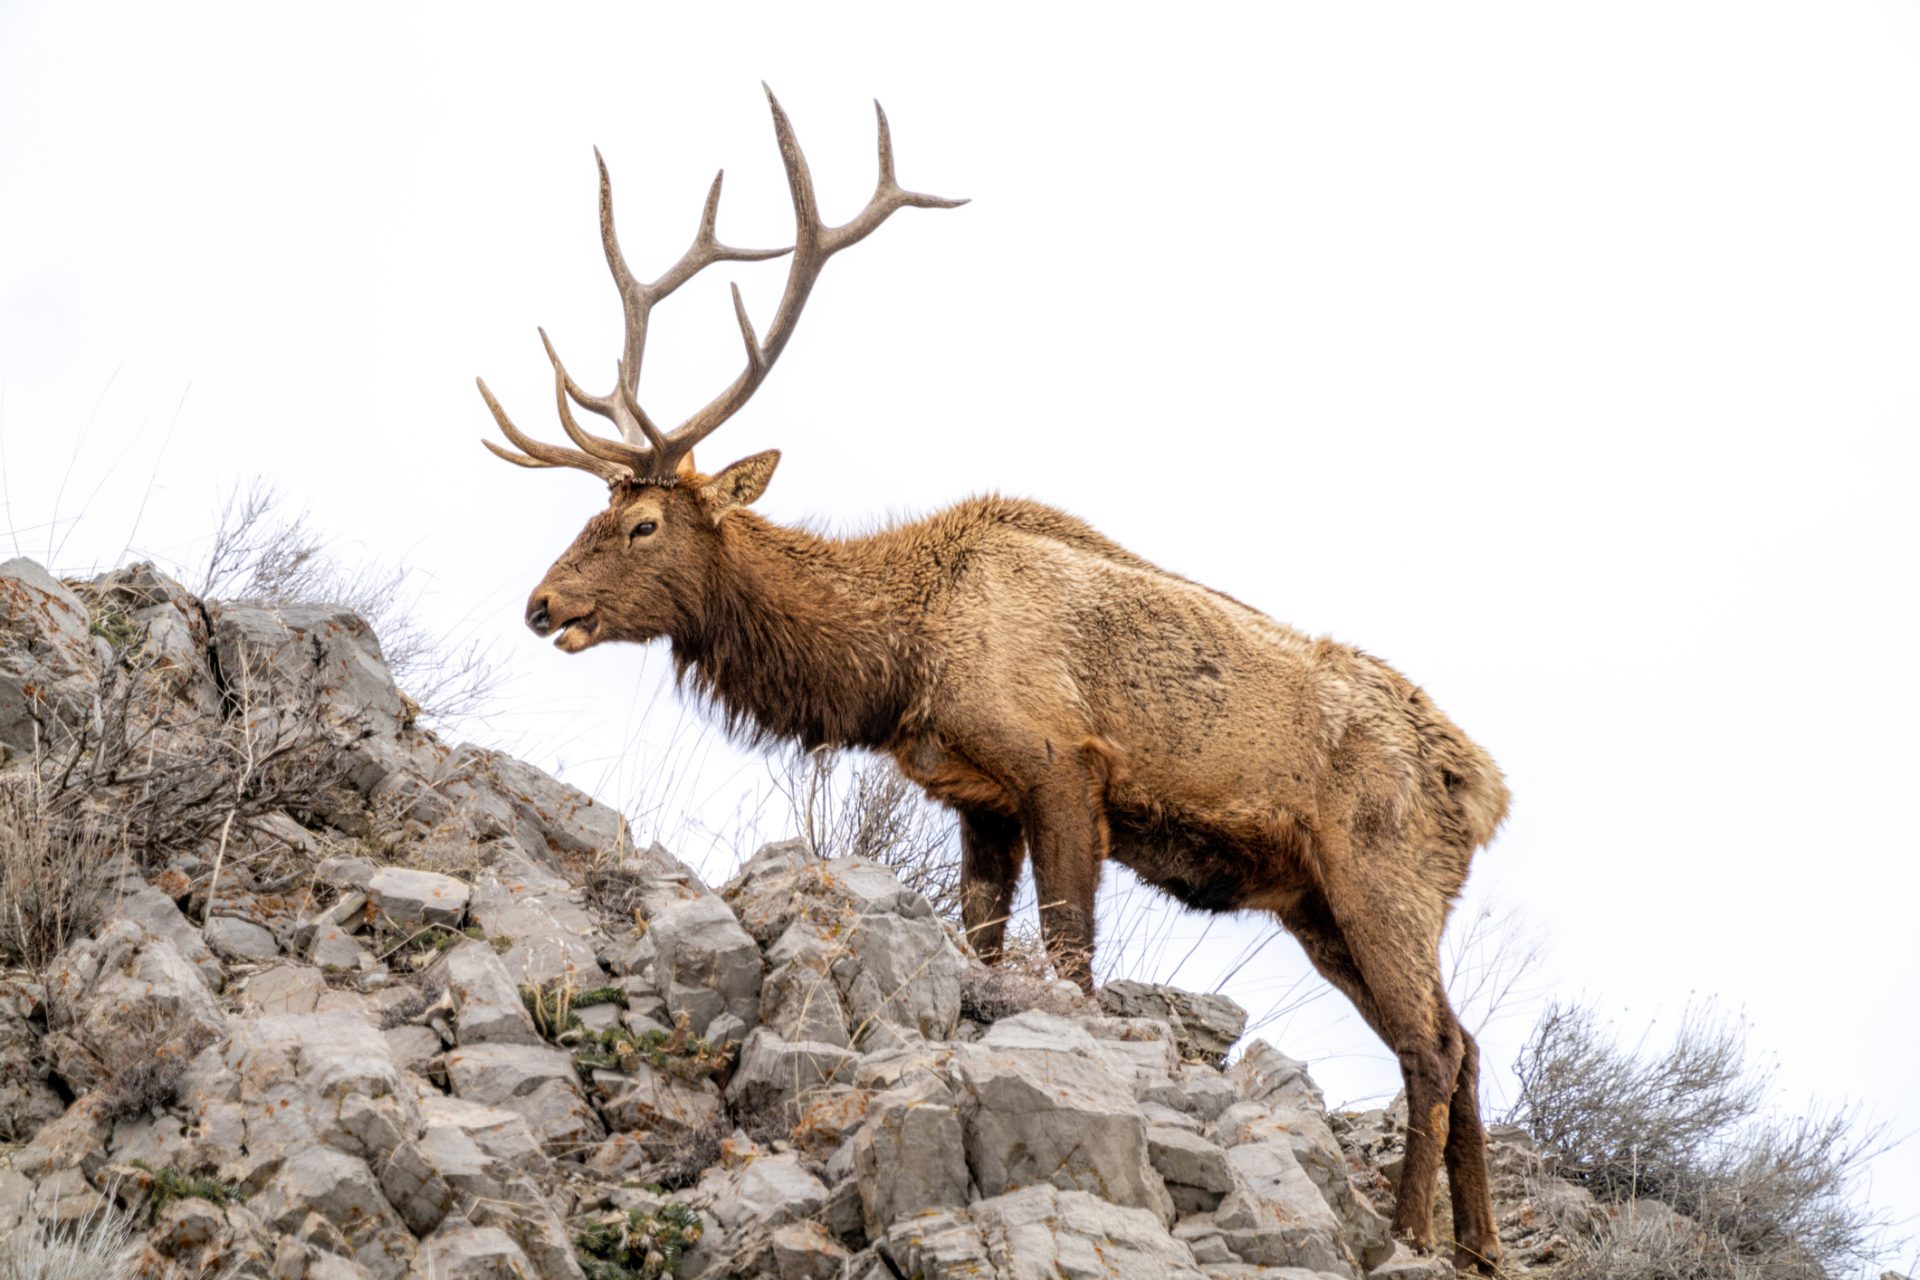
<box><xmin>566</xmin><ymin>152</ymin><xmax>792</xmax><ymax>437</ymax></box>
<box><xmin>652</xmin><ymin>87</ymin><xmax>967</xmax><ymax>472</ymax></box>
<box><xmin>481</xmin><ymin>92</ymin><xmax>958</xmax><ymax>486</ymax></box>
<box><xmin>535</xmin><ymin>329</ymin><xmax>648</xmax><ymax>468</ymax></box>
<box><xmin>476</xmin><ymin>377</ymin><xmax>634</xmax><ymax>486</ymax></box>
<box><xmin>823</xmin><ymin>100</ymin><xmax>971</xmax><ymax>259</ymax></box>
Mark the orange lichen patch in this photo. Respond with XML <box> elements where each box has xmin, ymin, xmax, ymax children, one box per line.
<box><xmin>792</xmin><ymin>1088</ymin><xmax>871</xmax><ymax>1158</ymax></box>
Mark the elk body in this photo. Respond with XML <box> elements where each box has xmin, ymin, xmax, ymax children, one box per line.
<box><xmin>480</xmin><ymin>89</ymin><xmax>1512</xmax><ymax>1272</ymax></box>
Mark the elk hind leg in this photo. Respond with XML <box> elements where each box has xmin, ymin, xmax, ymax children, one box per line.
<box><xmin>958</xmin><ymin>807</ymin><xmax>1025</xmax><ymax>965</ymax></box>
<box><xmin>1440</xmin><ymin>982</ymin><xmax>1501</xmax><ymax>1273</ymax></box>
<box><xmin>1318</xmin><ymin>875</ymin><xmax>1464</xmax><ymax>1256</ymax></box>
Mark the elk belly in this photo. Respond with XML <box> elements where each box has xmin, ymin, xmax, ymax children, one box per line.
<box><xmin>1107</xmin><ymin>806</ymin><xmax>1315</xmax><ymax>915</ymax></box>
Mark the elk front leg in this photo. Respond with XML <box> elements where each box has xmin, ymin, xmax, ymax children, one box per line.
<box><xmin>958</xmin><ymin>807</ymin><xmax>1025</xmax><ymax>965</ymax></box>
<box><xmin>1019</xmin><ymin>747</ymin><xmax>1109</xmax><ymax>992</ymax></box>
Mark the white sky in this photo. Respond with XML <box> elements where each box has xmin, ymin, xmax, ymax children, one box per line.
<box><xmin>3</xmin><ymin>0</ymin><xmax>1916</xmax><ymax>1254</ymax></box>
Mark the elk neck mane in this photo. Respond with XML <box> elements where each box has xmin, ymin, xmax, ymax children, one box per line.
<box><xmin>669</xmin><ymin>510</ymin><xmax>921</xmax><ymax>751</ymax></box>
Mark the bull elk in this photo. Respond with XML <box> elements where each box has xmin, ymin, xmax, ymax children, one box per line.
<box><xmin>478</xmin><ymin>88</ymin><xmax>1512</xmax><ymax>1271</ymax></box>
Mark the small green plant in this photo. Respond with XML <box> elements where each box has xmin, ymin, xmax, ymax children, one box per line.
<box><xmin>131</xmin><ymin>1160</ymin><xmax>244</xmax><ymax>1219</ymax></box>
<box><xmin>522</xmin><ymin>978</ymin><xmax>629</xmax><ymax>1039</ymax></box>
<box><xmin>371</xmin><ymin>919</ymin><xmax>471</xmax><ymax>964</ymax></box>
<box><xmin>575</xmin><ymin>1202</ymin><xmax>703</xmax><ymax>1280</ymax></box>
<box><xmin>570</xmin><ymin>1013</ymin><xmax>730</xmax><ymax>1082</ymax></box>
<box><xmin>87</xmin><ymin>603</ymin><xmax>144</xmax><ymax>653</ymax></box>
<box><xmin>521</xmin><ymin>979</ymin><xmax>581</xmax><ymax>1039</ymax></box>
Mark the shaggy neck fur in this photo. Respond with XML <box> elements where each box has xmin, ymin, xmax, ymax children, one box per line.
<box><xmin>669</xmin><ymin>513</ymin><xmax>920</xmax><ymax>751</ymax></box>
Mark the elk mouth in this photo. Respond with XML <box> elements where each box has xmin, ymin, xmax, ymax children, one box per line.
<box><xmin>552</xmin><ymin>613</ymin><xmax>601</xmax><ymax>653</ymax></box>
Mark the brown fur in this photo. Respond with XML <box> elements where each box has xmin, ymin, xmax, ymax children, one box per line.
<box><xmin>525</xmin><ymin>457</ymin><xmax>1511</xmax><ymax>1269</ymax></box>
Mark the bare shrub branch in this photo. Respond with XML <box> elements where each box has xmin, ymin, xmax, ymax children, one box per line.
<box><xmin>1442</xmin><ymin>894</ymin><xmax>1547</xmax><ymax>1036</ymax></box>
<box><xmin>1509</xmin><ymin>999</ymin><xmax>1901</xmax><ymax>1277</ymax></box>
<box><xmin>43</xmin><ymin>634</ymin><xmax>345</xmax><ymax>868</ymax></box>
<box><xmin>192</xmin><ymin>478</ymin><xmax>499</xmax><ymax>724</ymax></box>
<box><xmin>783</xmin><ymin>748</ymin><xmax>958</xmax><ymax>916</ymax></box>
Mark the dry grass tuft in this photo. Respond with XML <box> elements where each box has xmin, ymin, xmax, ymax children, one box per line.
<box><xmin>0</xmin><ymin>771</ymin><xmax>112</xmax><ymax>973</ymax></box>
<box><xmin>88</xmin><ymin>1019</ymin><xmax>220</xmax><ymax>1125</ymax></box>
<box><xmin>0</xmin><ymin>1193</ymin><xmax>145</xmax><ymax>1280</ymax></box>
<box><xmin>650</xmin><ymin>1114</ymin><xmax>730</xmax><ymax>1191</ymax></box>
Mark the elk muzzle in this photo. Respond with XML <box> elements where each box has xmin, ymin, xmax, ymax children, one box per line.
<box><xmin>526</xmin><ymin>595</ymin><xmax>553</xmax><ymax>636</ymax></box>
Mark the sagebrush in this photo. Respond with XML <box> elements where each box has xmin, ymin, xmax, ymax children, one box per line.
<box><xmin>1508</xmin><ymin>1000</ymin><xmax>1896</xmax><ymax>1278</ymax></box>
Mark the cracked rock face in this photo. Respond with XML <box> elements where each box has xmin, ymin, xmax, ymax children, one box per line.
<box><xmin>0</xmin><ymin>559</ymin><xmax>1578</xmax><ymax>1279</ymax></box>
<box><xmin>0</xmin><ymin>558</ymin><xmax>101</xmax><ymax>756</ymax></box>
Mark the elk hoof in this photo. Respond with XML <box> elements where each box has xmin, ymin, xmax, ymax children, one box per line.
<box><xmin>1454</xmin><ymin>1240</ymin><xmax>1501</xmax><ymax>1275</ymax></box>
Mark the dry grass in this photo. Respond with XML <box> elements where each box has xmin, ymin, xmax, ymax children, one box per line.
<box><xmin>67</xmin><ymin>1007</ymin><xmax>220</xmax><ymax>1125</ymax></box>
<box><xmin>1441</xmin><ymin>893</ymin><xmax>1547</xmax><ymax>1037</ymax></box>
<box><xmin>1508</xmin><ymin>1000</ymin><xmax>1900</xmax><ymax>1279</ymax></box>
<box><xmin>957</xmin><ymin>939</ymin><xmax>1081</xmax><ymax>1023</ymax></box>
<box><xmin>0</xmin><ymin>1193</ymin><xmax>145</xmax><ymax>1280</ymax></box>
<box><xmin>0</xmin><ymin>770</ymin><xmax>112</xmax><ymax>973</ymax></box>
<box><xmin>650</xmin><ymin>1114</ymin><xmax>729</xmax><ymax>1191</ymax></box>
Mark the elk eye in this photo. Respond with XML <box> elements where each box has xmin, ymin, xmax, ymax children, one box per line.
<box><xmin>629</xmin><ymin>520</ymin><xmax>658</xmax><ymax>540</ymax></box>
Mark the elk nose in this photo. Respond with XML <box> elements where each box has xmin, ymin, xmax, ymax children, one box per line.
<box><xmin>526</xmin><ymin>596</ymin><xmax>552</xmax><ymax>636</ymax></box>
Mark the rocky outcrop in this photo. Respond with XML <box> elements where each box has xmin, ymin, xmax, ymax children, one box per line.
<box><xmin>0</xmin><ymin>559</ymin><xmax>1589</xmax><ymax>1278</ymax></box>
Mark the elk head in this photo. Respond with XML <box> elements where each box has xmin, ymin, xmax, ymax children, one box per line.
<box><xmin>478</xmin><ymin>88</ymin><xmax>964</xmax><ymax>653</ymax></box>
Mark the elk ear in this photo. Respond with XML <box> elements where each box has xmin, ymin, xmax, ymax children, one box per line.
<box><xmin>697</xmin><ymin>450</ymin><xmax>780</xmax><ymax>519</ymax></box>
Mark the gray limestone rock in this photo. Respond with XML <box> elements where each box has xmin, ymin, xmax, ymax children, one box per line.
<box><xmin>205</xmin><ymin>914</ymin><xmax>283</xmax><ymax>962</ymax></box>
<box><xmin>369</xmin><ymin>867</ymin><xmax>472</xmax><ymax>928</ymax></box>
<box><xmin>1101</xmin><ymin>979</ymin><xmax>1249</xmax><ymax>1064</ymax></box>
<box><xmin>443</xmin><ymin>1042</ymin><xmax>603</xmax><ymax>1153</ymax></box>
<box><xmin>1151</xmin><ymin>1121</ymin><xmax>1238</xmax><ymax>1212</ymax></box>
<box><xmin>1228</xmin><ymin>1040</ymin><xmax>1328</xmax><ymax>1112</ymax></box>
<box><xmin>0</xmin><ymin>987</ymin><xmax>63</xmax><ymax>1142</ymax></box>
<box><xmin>414</xmin><ymin>1224</ymin><xmax>535</xmax><ymax>1279</ymax></box>
<box><xmin>251</xmin><ymin>1144</ymin><xmax>415</xmax><ymax>1280</ymax></box>
<box><xmin>1184</xmin><ymin>1138</ymin><xmax>1358</xmax><ymax>1276</ymax></box>
<box><xmin>852</xmin><ymin>1074</ymin><xmax>970</xmax><ymax>1237</ymax></box>
<box><xmin>649</xmin><ymin>893</ymin><xmax>762</xmax><ymax>1036</ymax></box>
<box><xmin>1218</xmin><ymin>1101</ymin><xmax>1391</xmax><ymax>1270</ymax></box>
<box><xmin>0</xmin><ymin>558</ymin><xmax>98</xmax><ymax>755</ymax></box>
<box><xmin>594</xmin><ymin>1063</ymin><xmax>723</xmax><ymax>1145</ymax></box>
<box><xmin>206</xmin><ymin>1011</ymin><xmax>422</xmax><ymax>1172</ymax></box>
<box><xmin>468</xmin><ymin>854</ymin><xmax>609</xmax><ymax>990</ymax></box>
<box><xmin>730</xmin><ymin>855</ymin><xmax>964</xmax><ymax>1047</ymax></box>
<box><xmin>702</xmin><ymin>1150</ymin><xmax>828</xmax><ymax>1232</ymax></box>
<box><xmin>883</xmin><ymin>1184</ymin><xmax>1207</xmax><ymax>1280</ymax></box>
<box><xmin>43</xmin><ymin>921</ymin><xmax>228</xmax><ymax>1097</ymax></box>
<box><xmin>949</xmin><ymin>1042</ymin><xmax>1175</xmax><ymax>1225</ymax></box>
<box><xmin>443</xmin><ymin>940</ymin><xmax>542</xmax><ymax>1046</ymax></box>
<box><xmin>769</xmin><ymin>1220</ymin><xmax>851</xmax><ymax>1280</ymax></box>
<box><xmin>379</xmin><ymin>1137</ymin><xmax>455</xmax><ymax>1236</ymax></box>
<box><xmin>209</xmin><ymin>600</ymin><xmax>408</xmax><ymax>735</ymax></box>
<box><xmin>724</xmin><ymin>1026</ymin><xmax>860</xmax><ymax>1133</ymax></box>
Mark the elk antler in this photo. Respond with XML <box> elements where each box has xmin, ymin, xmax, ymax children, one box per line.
<box><xmin>480</xmin><ymin>86</ymin><xmax>966</xmax><ymax>487</ymax></box>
